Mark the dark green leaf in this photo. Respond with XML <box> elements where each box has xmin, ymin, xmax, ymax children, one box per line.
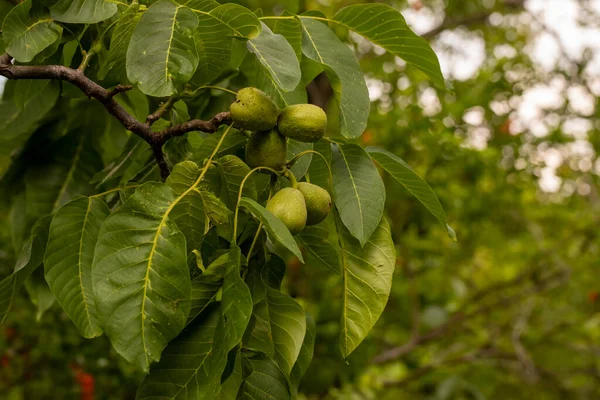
<box><xmin>101</xmin><ymin>3</ymin><xmax>143</xmax><ymax>82</ymax></box>
<box><xmin>0</xmin><ymin>215</ymin><xmax>52</xmax><ymax>327</ymax></box>
<box><xmin>187</xmin><ymin>252</ymin><xmax>228</xmax><ymax>324</ymax></box>
<box><xmin>245</xmin><ymin>287</ymin><xmax>306</xmax><ymax>375</ymax></box>
<box><xmin>247</xmin><ymin>22</ymin><xmax>301</xmax><ymax>92</ymax></box>
<box><xmin>44</xmin><ymin>196</ymin><xmax>109</xmax><ymax>338</ymax></box>
<box><xmin>2</xmin><ymin>0</ymin><xmax>62</xmax><ymax>62</ymax></box>
<box><xmin>332</xmin><ymin>4</ymin><xmax>445</xmax><ymax>88</ymax></box>
<box><xmin>290</xmin><ymin>313</ymin><xmax>316</xmax><ymax>394</ymax></box>
<box><xmin>300</xmin><ymin>18</ymin><xmax>369</xmax><ymax>138</ymax></box>
<box><xmin>91</xmin><ymin>135</ymin><xmax>153</xmax><ymax>188</ymax></box>
<box><xmin>237</xmin><ymin>352</ymin><xmax>291</xmax><ymax>400</ymax></box>
<box><xmin>296</xmin><ymin>214</ymin><xmax>341</xmax><ymax>275</ymax></box>
<box><xmin>337</xmin><ymin>216</ymin><xmax>395</xmax><ymax>358</ymax></box>
<box><xmin>136</xmin><ymin>302</ymin><xmax>221</xmax><ymax>400</ymax></box>
<box><xmin>24</xmin><ymin>267</ymin><xmax>55</xmax><ymax>322</ymax></box>
<box><xmin>218</xmin><ymin>155</ymin><xmax>257</xmax><ymax>209</ymax></box>
<box><xmin>331</xmin><ymin>143</ymin><xmax>385</xmax><ymax>246</ymax></box>
<box><xmin>92</xmin><ymin>182</ymin><xmax>191</xmax><ymax>372</ymax></box>
<box><xmin>239</xmin><ymin>197</ymin><xmax>304</xmax><ymax>262</ymax></box>
<box><xmin>50</xmin><ymin>0</ymin><xmax>117</xmax><ymax>23</ymax></box>
<box><xmin>307</xmin><ymin>139</ymin><xmax>332</xmax><ymax>190</ymax></box>
<box><xmin>366</xmin><ymin>146</ymin><xmax>455</xmax><ymax>239</ymax></box>
<box><xmin>126</xmin><ymin>0</ymin><xmax>199</xmax><ymax>97</ymax></box>
<box><xmin>287</xmin><ymin>140</ymin><xmax>312</xmax><ymax>180</ymax></box>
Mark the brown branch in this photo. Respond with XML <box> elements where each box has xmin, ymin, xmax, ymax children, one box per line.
<box><xmin>421</xmin><ymin>0</ymin><xmax>524</xmax><ymax>40</ymax></box>
<box><xmin>422</xmin><ymin>12</ymin><xmax>492</xmax><ymax>39</ymax></box>
<box><xmin>371</xmin><ymin>267</ymin><xmax>569</xmax><ymax>364</ymax></box>
<box><xmin>146</xmin><ymin>96</ymin><xmax>179</xmax><ymax>125</ymax></box>
<box><xmin>161</xmin><ymin>111</ymin><xmax>232</xmax><ymax>141</ymax></box>
<box><xmin>0</xmin><ymin>54</ymin><xmax>231</xmax><ymax>180</ymax></box>
<box><xmin>107</xmin><ymin>84</ymin><xmax>133</xmax><ymax>98</ymax></box>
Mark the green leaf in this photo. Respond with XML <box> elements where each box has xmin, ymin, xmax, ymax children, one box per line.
<box><xmin>187</xmin><ymin>252</ymin><xmax>228</xmax><ymax>324</ymax></box>
<box><xmin>296</xmin><ymin>215</ymin><xmax>341</xmax><ymax>275</ymax></box>
<box><xmin>136</xmin><ymin>302</ymin><xmax>221</xmax><ymax>400</ymax></box>
<box><xmin>287</xmin><ymin>140</ymin><xmax>312</xmax><ymax>180</ymax></box>
<box><xmin>50</xmin><ymin>0</ymin><xmax>117</xmax><ymax>23</ymax></box>
<box><xmin>246</xmin><ymin>288</ymin><xmax>306</xmax><ymax>375</ymax></box>
<box><xmin>168</xmin><ymin>163</ymin><xmax>208</xmax><ymax>251</ymax></box>
<box><xmin>44</xmin><ymin>196</ymin><xmax>109</xmax><ymax>338</ymax></box>
<box><xmin>239</xmin><ymin>197</ymin><xmax>304</xmax><ymax>262</ymax></box>
<box><xmin>166</xmin><ymin>160</ymin><xmax>201</xmax><ymax>194</ymax></box>
<box><xmin>290</xmin><ymin>313</ymin><xmax>316</xmax><ymax>394</ymax></box>
<box><xmin>331</xmin><ymin>143</ymin><xmax>385</xmax><ymax>246</ymax></box>
<box><xmin>137</xmin><ymin>244</ymin><xmax>252</xmax><ymax>400</ymax></box>
<box><xmin>307</xmin><ymin>139</ymin><xmax>332</xmax><ymax>191</ymax></box>
<box><xmin>299</xmin><ymin>18</ymin><xmax>369</xmax><ymax>138</ymax></box>
<box><xmin>192</xmin><ymin>12</ymin><xmax>233</xmax><ymax>86</ymax></box>
<box><xmin>267</xmin><ymin>11</ymin><xmax>302</xmax><ymax>59</ymax></box>
<box><xmin>91</xmin><ymin>135</ymin><xmax>154</xmax><ymax>188</ymax></box>
<box><xmin>220</xmin><ymin>354</ymin><xmax>243</xmax><ymax>399</ymax></box>
<box><xmin>218</xmin><ymin>155</ymin><xmax>257</xmax><ymax>209</ymax></box>
<box><xmin>0</xmin><ymin>80</ymin><xmax>60</xmax><ymax>174</ymax></box>
<box><xmin>206</xmin><ymin>3</ymin><xmax>261</xmax><ymax>39</ymax></box>
<box><xmin>247</xmin><ymin>22</ymin><xmax>301</xmax><ymax>92</ymax></box>
<box><xmin>332</xmin><ymin>4</ymin><xmax>445</xmax><ymax>88</ymax></box>
<box><xmin>139</xmin><ymin>245</ymin><xmax>252</xmax><ymax>399</ymax></box>
<box><xmin>366</xmin><ymin>146</ymin><xmax>455</xmax><ymax>240</ymax></box>
<box><xmin>101</xmin><ymin>3</ymin><xmax>143</xmax><ymax>82</ymax></box>
<box><xmin>92</xmin><ymin>182</ymin><xmax>191</xmax><ymax>372</ymax></box>
<box><xmin>28</xmin><ymin>131</ymin><xmax>103</xmax><ymax>212</ymax></box>
<box><xmin>23</xmin><ymin>130</ymin><xmax>103</xmax><ymax>227</ymax></box>
<box><xmin>204</xmin><ymin>244</ymin><xmax>253</xmax><ymax>397</ymax></box>
<box><xmin>242</xmin><ymin>54</ymin><xmax>307</xmax><ymax>108</ymax></box>
<box><xmin>191</xmin><ymin>129</ymin><xmax>248</xmax><ymax>165</ymax></box>
<box><xmin>200</xmin><ymin>189</ymin><xmax>234</xmax><ymax>240</ymax></box>
<box><xmin>337</xmin><ymin>216</ymin><xmax>395</xmax><ymax>358</ymax></box>
<box><xmin>244</xmin><ymin>258</ymin><xmax>306</xmax><ymax>375</ymax></box>
<box><xmin>237</xmin><ymin>352</ymin><xmax>291</xmax><ymax>400</ymax></box>
<box><xmin>182</xmin><ymin>0</ymin><xmax>219</xmax><ymax>11</ymax></box>
<box><xmin>126</xmin><ymin>0</ymin><xmax>199</xmax><ymax>97</ymax></box>
<box><xmin>24</xmin><ymin>268</ymin><xmax>55</xmax><ymax>322</ymax></box>
<box><xmin>2</xmin><ymin>0</ymin><xmax>62</xmax><ymax>62</ymax></box>
<box><xmin>0</xmin><ymin>215</ymin><xmax>52</xmax><ymax>327</ymax></box>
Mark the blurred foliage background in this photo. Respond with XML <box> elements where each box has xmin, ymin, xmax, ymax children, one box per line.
<box><xmin>2</xmin><ymin>0</ymin><xmax>600</xmax><ymax>399</ymax></box>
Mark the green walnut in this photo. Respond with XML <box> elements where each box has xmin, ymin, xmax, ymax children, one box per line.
<box><xmin>277</xmin><ymin>104</ymin><xmax>327</xmax><ymax>143</ymax></box>
<box><xmin>230</xmin><ymin>87</ymin><xmax>279</xmax><ymax>131</ymax></box>
<box><xmin>245</xmin><ymin>129</ymin><xmax>287</xmax><ymax>171</ymax></box>
<box><xmin>266</xmin><ymin>187</ymin><xmax>307</xmax><ymax>235</ymax></box>
<box><xmin>297</xmin><ymin>182</ymin><xmax>331</xmax><ymax>225</ymax></box>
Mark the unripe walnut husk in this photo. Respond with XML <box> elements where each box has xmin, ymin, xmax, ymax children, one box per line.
<box><xmin>230</xmin><ymin>87</ymin><xmax>279</xmax><ymax>131</ymax></box>
<box><xmin>245</xmin><ymin>129</ymin><xmax>287</xmax><ymax>171</ymax></box>
<box><xmin>277</xmin><ymin>104</ymin><xmax>327</xmax><ymax>143</ymax></box>
<box><xmin>266</xmin><ymin>187</ymin><xmax>307</xmax><ymax>235</ymax></box>
<box><xmin>297</xmin><ymin>182</ymin><xmax>331</xmax><ymax>225</ymax></box>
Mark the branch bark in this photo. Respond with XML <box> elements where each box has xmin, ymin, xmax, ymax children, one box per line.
<box><xmin>0</xmin><ymin>53</ymin><xmax>231</xmax><ymax>180</ymax></box>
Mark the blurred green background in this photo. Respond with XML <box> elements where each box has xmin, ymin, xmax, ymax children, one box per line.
<box><xmin>2</xmin><ymin>0</ymin><xmax>599</xmax><ymax>399</ymax></box>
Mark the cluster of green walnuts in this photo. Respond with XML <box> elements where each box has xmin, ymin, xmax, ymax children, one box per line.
<box><xmin>230</xmin><ymin>87</ymin><xmax>332</xmax><ymax>235</ymax></box>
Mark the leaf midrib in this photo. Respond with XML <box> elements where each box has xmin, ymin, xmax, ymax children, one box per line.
<box><xmin>78</xmin><ymin>198</ymin><xmax>96</xmax><ymax>335</ymax></box>
<box><xmin>140</xmin><ymin>125</ymin><xmax>232</xmax><ymax>368</ymax></box>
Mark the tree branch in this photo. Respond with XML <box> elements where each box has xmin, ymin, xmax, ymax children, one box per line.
<box><xmin>421</xmin><ymin>0</ymin><xmax>525</xmax><ymax>39</ymax></box>
<box><xmin>0</xmin><ymin>53</ymin><xmax>232</xmax><ymax>180</ymax></box>
<box><xmin>371</xmin><ymin>267</ymin><xmax>569</xmax><ymax>364</ymax></box>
